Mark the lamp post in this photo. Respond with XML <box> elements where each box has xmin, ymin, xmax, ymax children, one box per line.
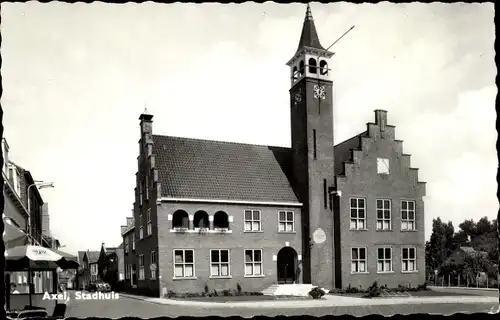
<box><xmin>27</xmin><ymin>181</ymin><xmax>54</xmax><ymax>245</ymax></box>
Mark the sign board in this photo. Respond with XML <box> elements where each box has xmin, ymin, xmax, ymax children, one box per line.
<box><xmin>312</xmin><ymin>228</ymin><xmax>327</xmax><ymax>244</ymax></box>
<box><xmin>150</xmin><ymin>263</ymin><xmax>157</xmax><ymax>271</ymax></box>
<box><xmin>272</xmin><ymin>255</ymin><xmax>277</xmax><ymax>261</ymax></box>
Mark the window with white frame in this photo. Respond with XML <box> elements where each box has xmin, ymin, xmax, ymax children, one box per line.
<box><xmin>145</xmin><ymin>176</ymin><xmax>149</xmax><ymax>200</ymax></box>
<box><xmin>377</xmin><ymin>247</ymin><xmax>393</xmax><ymax>273</ymax></box>
<box><xmin>139</xmin><ymin>214</ymin><xmax>144</xmax><ymax>239</ymax></box>
<box><xmin>125</xmin><ymin>264</ymin><xmax>130</xmax><ymax>279</ymax></box>
<box><xmin>138</xmin><ymin>255</ymin><xmax>145</xmax><ymax>280</ymax></box>
<box><xmin>350</xmin><ymin>198</ymin><xmax>366</xmax><ymax>230</ymax></box>
<box><xmin>124</xmin><ymin>237</ymin><xmax>129</xmax><ymax>254</ymax></box>
<box><xmin>244</xmin><ymin>249</ymin><xmax>263</xmax><ymax>276</ymax></box>
<box><xmin>401</xmin><ymin>200</ymin><xmax>416</xmax><ymax>230</ymax></box>
<box><xmin>351</xmin><ymin>248</ymin><xmax>367</xmax><ymax>273</ymax></box>
<box><xmin>376</xmin><ymin>199</ymin><xmax>391</xmax><ymax>230</ymax></box>
<box><xmin>150</xmin><ymin>251</ymin><xmax>157</xmax><ymax>279</ymax></box>
<box><xmin>244</xmin><ymin>210</ymin><xmax>261</xmax><ymax>232</ymax></box>
<box><xmin>377</xmin><ymin>158</ymin><xmax>390</xmax><ymax>174</ymax></box>
<box><xmin>402</xmin><ymin>247</ymin><xmax>417</xmax><ymax>272</ymax></box>
<box><xmin>139</xmin><ymin>181</ymin><xmax>143</xmax><ymax>206</ymax></box>
<box><xmin>174</xmin><ymin>249</ymin><xmax>195</xmax><ymax>278</ymax></box>
<box><xmin>132</xmin><ymin>233</ymin><xmax>135</xmax><ymax>251</ymax></box>
<box><xmin>278</xmin><ymin>211</ymin><xmax>294</xmax><ymax>232</ymax></box>
<box><xmin>210</xmin><ymin>249</ymin><xmax>230</xmax><ymax>277</ymax></box>
<box><xmin>146</xmin><ymin>208</ymin><xmax>152</xmax><ymax>236</ymax></box>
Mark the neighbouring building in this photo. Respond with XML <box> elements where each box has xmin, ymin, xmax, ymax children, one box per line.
<box><xmin>121</xmin><ymin>4</ymin><xmax>426</xmax><ymax>297</ymax></box>
<box><xmin>97</xmin><ymin>243</ymin><xmax>125</xmax><ymax>290</ymax></box>
<box><xmin>121</xmin><ymin>216</ymin><xmax>137</xmax><ymax>292</ymax></box>
<box><xmin>3</xmin><ymin>137</ymin><xmax>57</xmax><ymax>309</ymax></box>
<box><xmin>76</xmin><ymin>251</ymin><xmax>88</xmax><ymax>290</ymax></box>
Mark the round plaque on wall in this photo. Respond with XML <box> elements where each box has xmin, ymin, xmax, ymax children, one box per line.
<box><xmin>312</xmin><ymin>228</ymin><xmax>327</xmax><ymax>244</ymax></box>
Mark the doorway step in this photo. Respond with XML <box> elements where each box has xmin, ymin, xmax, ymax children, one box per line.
<box><xmin>261</xmin><ymin>284</ymin><xmax>315</xmax><ymax>297</ymax></box>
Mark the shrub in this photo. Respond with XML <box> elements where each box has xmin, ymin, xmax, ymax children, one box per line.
<box><xmin>308</xmin><ymin>287</ymin><xmax>326</xmax><ymax>299</ymax></box>
<box><xmin>165</xmin><ymin>290</ymin><xmax>176</xmax><ymax>298</ymax></box>
<box><xmin>223</xmin><ymin>289</ymin><xmax>231</xmax><ymax>296</ymax></box>
<box><xmin>417</xmin><ymin>283</ymin><xmax>428</xmax><ymax>291</ymax></box>
<box><xmin>364</xmin><ymin>281</ymin><xmax>381</xmax><ymax>298</ymax></box>
<box><xmin>329</xmin><ymin>288</ymin><xmax>343</xmax><ymax>294</ymax></box>
<box><xmin>236</xmin><ymin>282</ymin><xmax>242</xmax><ymax>293</ymax></box>
<box><xmin>213</xmin><ymin>289</ymin><xmax>218</xmax><ymax>297</ymax></box>
<box><xmin>397</xmin><ymin>284</ymin><xmax>408</xmax><ymax>292</ymax></box>
<box><xmin>345</xmin><ymin>284</ymin><xmax>360</xmax><ymax>293</ymax></box>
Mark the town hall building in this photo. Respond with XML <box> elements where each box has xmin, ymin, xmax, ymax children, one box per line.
<box><xmin>120</xmin><ymin>5</ymin><xmax>426</xmax><ymax>297</ymax></box>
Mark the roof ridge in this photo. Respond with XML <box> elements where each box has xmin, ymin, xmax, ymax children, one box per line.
<box><xmin>152</xmin><ymin>134</ymin><xmax>291</xmax><ymax>149</ymax></box>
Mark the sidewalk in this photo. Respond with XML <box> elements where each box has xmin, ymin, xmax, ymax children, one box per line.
<box><xmin>118</xmin><ymin>292</ymin><xmax>498</xmax><ymax>309</ymax></box>
<box><xmin>428</xmin><ymin>285</ymin><xmax>498</xmax><ymax>292</ymax></box>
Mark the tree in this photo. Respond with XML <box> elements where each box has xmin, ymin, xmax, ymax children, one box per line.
<box><xmin>426</xmin><ymin>218</ymin><xmax>455</xmax><ymax>273</ymax></box>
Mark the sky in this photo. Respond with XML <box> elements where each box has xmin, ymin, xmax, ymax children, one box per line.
<box><xmin>1</xmin><ymin>2</ymin><xmax>496</xmax><ymax>255</ymax></box>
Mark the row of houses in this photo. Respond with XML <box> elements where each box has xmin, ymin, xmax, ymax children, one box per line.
<box><xmin>116</xmin><ymin>5</ymin><xmax>426</xmax><ymax>297</ymax></box>
<box><xmin>75</xmin><ymin>243</ymin><xmax>124</xmax><ymax>290</ymax></box>
<box><xmin>3</xmin><ymin>137</ymin><xmax>62</xmax><ymax>308</ymax></box>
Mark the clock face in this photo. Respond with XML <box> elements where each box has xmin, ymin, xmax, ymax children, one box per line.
<box><xmin>294</xmin><ymin>88</ymin><xmax>303</xmax><ymax>104</ymax></box>
<box><xmin>313</xmin><ymin>85</ymin><xmax>326</xmax><ymax>100</ymax></box>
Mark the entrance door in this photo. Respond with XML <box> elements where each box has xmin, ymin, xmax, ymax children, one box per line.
<box><xmin>277</xmin><ymin>247</ymin><xmax>298</xmax><ymax>284</ymax></box>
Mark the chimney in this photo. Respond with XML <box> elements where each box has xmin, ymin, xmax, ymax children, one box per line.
<box><xmin>139</xmin><ymin>110</ymin><xmax>154</xmax><ymax>137</ymax></box>
<box><xmin>374</xmin><ymin>109</ymin><xmax>388</xmax><ymax>132</ymax></box>
<box><xmin>126</xmin><ymin>217</ymin><xmax>134</xmax><ymax>226</ymax></box>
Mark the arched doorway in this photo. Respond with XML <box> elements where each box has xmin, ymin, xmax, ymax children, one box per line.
<box><xmin>277</xmin><ymin>247</ymin><xmax>298</xmax><ymax>284</ymax></box>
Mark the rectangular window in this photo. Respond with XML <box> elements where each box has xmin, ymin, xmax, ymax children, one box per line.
<box><xmin>139</xmin><ymin>181</ymin><xmax>143</xmax><ymax>206</ymax></box>
<box><xmin>125</xmin><ymin>265</ymin><xmax>130</xmax><ymax>279</ymax></box>
<box><xmin>244</xmin><ymin>210</ymin><xmax>261</xmax><ymax>232</ymax></box>
<box><xmin>124</xmin><ymin>237</ymin><xmax>129</xmax><ymax>254</ymax></box>
<box><xmin>323</xmin><ymin>179</ymin><xmax>327</xmax><ymax>209</ymax></box>
<box><xmin>150</xmin><ymin>251</ymin><xmax>157</xmax><ymax>279</ymax></box>
<box><xmin>139</xmin><ymin>214</ymin><xmax>144</xmax><ymax>239</ymax></box>
<box><xmin>376</xmin><ymin>199</ymin><xmax>391</xmax><ymax>230</ymax></box>
<box><xmin>401</xmin><ymin>200</ymin><xmax>416</xmax><ymax>230</ymax></box>
<box><xmin>377</xmin><ymin>158</ymin><xmax>390</xmax><ymax>174</ymax></box>
<box><xmin>146</xmin><ymin>208</ymin><xmax>152</xmax><ymax>236</ymax></box>
<box><xmin>402</xmin><ymin>247</ymin><xmax>417</xmax><ymax>272</ymax></box>
<box><xmin>174</xmin><ymin>249</ymin><xmax>195</xmax><ymax>278</ymax></box>
<box><xmin>377</xmin><ymin>247</ymin><xmax>393</xmax><ymax>273</ymax></box>
<box><xmin>278</xmin><ymin>211</ymin><xmax>294</xmax><ymax>232</ymax></box>
<box><xmin>210</xmin><ymin>249</ymin><xmax>230</xmax><ymax>277</ymax></box>
<box><xmin>132</xmin><ymin>233</ymin><xmax>135</xmax><ymax>251</ymax></box>
<box><xmin>351</xmin><ymin>248</ymin><xmax>367</xmax><ymax>273</ymax></box>
<box><xmin>244</xmin><ymin>249</ymin><xmax>263</xmax><ymax>276</ymax></box>
<box><xmin>138</xmin><ymin>255</ymin><xmax>145</xmax><ymax>280</ymax></box>
<box><xmin>145</xmin><ymin>176</ymin><xmax>149</xmax><ymax>201</ymax></box>
<box><xmin>313</xmin><ymin>129</ymin><xmax>317</xmax><ymax>159</ymax></box>
<box><xmin>350</xmin><ymin>198</ymin><xmax>366</xmax><ymax>230</ymax></box>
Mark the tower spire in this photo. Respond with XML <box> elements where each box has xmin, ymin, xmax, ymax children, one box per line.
<box><xmin>296</xmin><ymin>4</ymin><xmax>325</xmax><ymax>54</ymax></box>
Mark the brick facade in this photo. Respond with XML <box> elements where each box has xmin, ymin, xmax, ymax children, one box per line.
<box><xmin>334</xmin><ymin>110</ymin><xmax>426</xmax><ymax>289</ymax></box>
<box><xmin>121</xmin><ymin>7</ymin><xmax>427</xmax><ymax>297</ymax></box>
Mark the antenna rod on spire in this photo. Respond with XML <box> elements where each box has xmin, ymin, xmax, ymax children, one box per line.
<box><xmin>325</xmin><ymin>25</ymin><xmax>355</xmax><ymax>53</ymax></box>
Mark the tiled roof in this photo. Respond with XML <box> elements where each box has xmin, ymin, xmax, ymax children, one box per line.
<box><xmin>86</xmin><ymin>251</ymin><xmax>100</xmax><ymax>263</ymax></box>
<box><xmin>152</xmin><ymin>135</ymin><xmax>299</xmax><ymax>203</ymax></box>
<box><xmin>77</xmin><ymin>251</ymin><xmax>86</xmax><ymax>263</ymax></box>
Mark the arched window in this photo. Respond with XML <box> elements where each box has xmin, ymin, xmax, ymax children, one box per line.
<box><xmin>213</xmin><ymin>211</ymin><xmax>229</xmax><ymax>229</ymax></box>
<box><xmin>172</xmin><ymin>210</ymin><xmax>189</xmax><ymax>229</ymax></box>
<box><xmin>299</xmin><ymin>60</ymin><xmax>305</xmax><ymax>77</ymax></box>
<box><xmin>308</xmin><ymin>58</ymin><xmax>317</xmax><ymax>74</ymax></box>
<box><xmin>292</xmin><ymin>66</ymin><xmax>298</xmax><ymax>82</ymax></box>
<box><xmin>320</xmin><ymin>60</ymin><xmax>328</xmax><ymax>75</ymax></box>
<box><xmin>193</xmin><ymin>210</ymin><xmax>209</xmax><ymax>229</ymax></box>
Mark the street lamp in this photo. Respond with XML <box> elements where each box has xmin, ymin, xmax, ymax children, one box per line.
<box><xmin>27</xmin><ymin>181</ymin><xmax>54</xmax><ymax>244</ymax></box>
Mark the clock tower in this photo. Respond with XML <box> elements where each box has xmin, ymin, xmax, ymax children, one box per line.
<box><xmin>287</xmin><ymin>4</ymin><xmax>336</xmax><ymax>288</ymax></box>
